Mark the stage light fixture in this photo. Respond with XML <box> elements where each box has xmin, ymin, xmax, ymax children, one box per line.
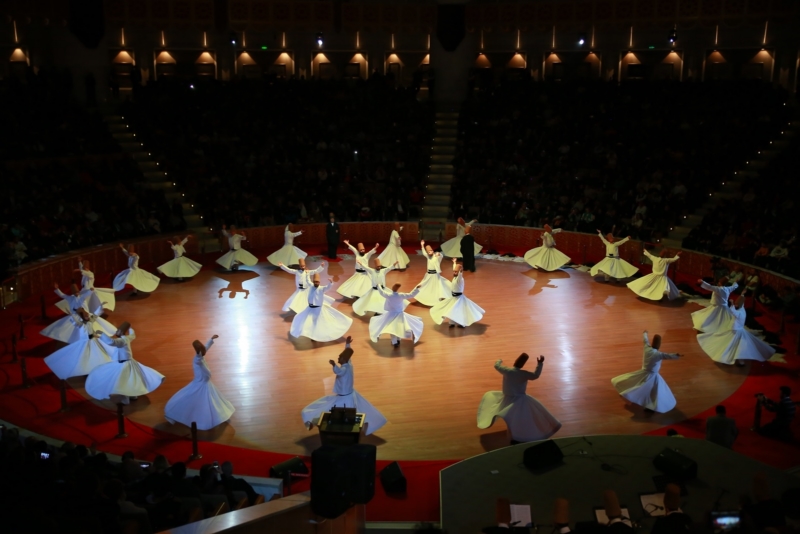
<box><xmin>578</xmin><ymin>33</ymin><xmax>586</xmax><ymax>46</ymax></box>
<box><xmin>668</xmin><ymin>28</ymin><xmax>677</xmax><ymax>44</ymax></box>
<box><xmin>229</xmin><ymin>31</ymin><xmax>238</xmax><ymax>46</ymax></box>
<box><xmin>316</xmin><ymin>32</ymin><xmax>324</xmax><ymax>47</ymax></box>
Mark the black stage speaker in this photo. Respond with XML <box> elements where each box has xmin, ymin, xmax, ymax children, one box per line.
<box><xmin>523</xmin><ymin>440</ymin><xmax>563</xmax><ymax>471</ymax></box>
<box><xmin>349</xmin><ymin>444</ymin><xmax>376</xmax><ymax>504</ymax></box>
<box><xmin>380</xmin><ymin>461</ymin><xmax>407</xmax><ymax>494</ymax></box>
<box><xmin>653</xmin><ymin>448</ymin><xmax>698</xmax><ymax>481</ymax></box>
<box><xmin>269</xmin><ymin>456</ymin><xmax>309</xmax><ymax>479</ymax></box>
<box><xmin>311</xmin><ymin>444</ymin><xmax>377</xmax><ymax>518</ymax></box>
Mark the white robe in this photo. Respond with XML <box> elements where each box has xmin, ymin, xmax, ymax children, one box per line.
<box><xmin>353</xmin><ymin>262</ymin><xmax>403</xmax><ymax>316</ymax></box>
<box><xmin>216</xmin><ymin>231</ymin><xmax>258</xmax><ymax>269</ymax></box>
<box><xmin>113</xmin><ymin>251</ymin><xmax>161</xmax><ymax>292</ymax></box>
<box><xmin>61</xmin><ymin>263</ymin><xmax>116</xmax><ymax>313</ymax></box>
<box><xmin>164</xmin><ymin>338</ymin><xmax>235</xmax><ymax>430</ymax></box>
<box><xmin>377</xmin><ymin>230</ymin><xmax>410</xmax><ymax>269</ymax></box>
<box><xmin>290</xmin><ymin>283</ymin><xmax>353</xmax><ymax>341</ymax></box>
<box><xmin>626</xmin><ymin>250</ymin><xmax>680</xmax><ymax>300</ymax></box>
<box><xmin>415</xmin><ymin>250</ymin><xmax>451</xmax><ymax>306</ymax></box>
<box><xmin>40</xmin><ymin>312</ymin><xmax>117</xmax><ymax>344</ymax></box>
<box><xmin>691</xmin><ymin>282</ymin><xmax>737</xmax><ymax>333</ymax></box>
<box><xmin>611</xmin><ymin>333</ymin><xmax>680</xmax><ymax>413</ymax></box>
<box><xmin>523</xmin><ymin>229</ymin><xmax>571</xmax><ymax>271</ymax></box>
<box><xmin>157</xmin><ymin>239</ymin><xmax>202</xmax><ymax>278</ymax></box>
<box><xmin>84</xmin><ymin>329</ymin><xmax>165</xmax><ymax>400</ymax></box>
<box><xmin>589</xmin><ymin>234</ymin><xmax>638</xmax><ymax>279</ymax></box>
<box><xmin>279</xmin><ymin>264</ymin><xmax>332</xmax><ymax>313</ymax></box>
<box><xmin>301</xmin><ymin>354</ymin><xmax>387</xmax><ymax>435</ymax></box>
<box><xmin>267</xmin><ymin>227</ymin><xmax>308</xmax><ymax>266</ymax></box>
<box><xmin>368</xmin><ymin>287</ymin><xmax>423</xmax><ymax>343</ymax></box>
<box><xmin>54</xmin><ymin>288</ymin><xmax>94</xmax><ymax>316</ymax></box>
<box><xmin>477</xmin><ymin>360</ymin><xmax>562</xmax><ymax>443</ymax></box>
<box><xmin>44</xmin><ymin>321</ymin><xmax>112</xmax><ymax>379</ymax></box>
<box><xmin>337</xmin><ymin>244</ymin><xmax>376</xmax><ymax>298</ymax></box>
<box><xmin>430</xmin><ymin>270</ymin><xmax>485</xmax><ymax>327</ymax></box>
<box><xmin>441</xmin><ymin>221</ymin><xmax>483</xmax><ymax>258</ymax></box>
<box><xmin>697</xmin><ymin>304</ymin><xmax>775</xmax><ymax>365</ymax></box>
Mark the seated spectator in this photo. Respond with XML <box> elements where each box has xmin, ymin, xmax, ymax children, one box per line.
<box><xmin>705</xmin><ymin>405</ymin><xmax>738</xmax><ymax>449</ymax></box>
<box><xmin>756</xmin><ymin>386</ymin><xmax>796</xmax><ymax>440</ymax></box>
<box><xmin>104</xmin><ymin>478</ymin><xmax>154</xmax><ymax>534</ymax></box>
<box><xmin>220</xmin><ymin>461</ymin><xmax>258</xmax><ymax>505</ymax></box>
<box><xmin>652</xmin><ymin>484</ymin><xmax>691</xmax><ymax>534</ymax></box>
<box><xmin>744</xmin><ymin>269</ymin><xmax>760</xmax><ymax>293</ymax></box>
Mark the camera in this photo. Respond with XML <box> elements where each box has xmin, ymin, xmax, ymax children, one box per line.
<box><xmin>40</xmin><ymin>452</ymin><xmax>50</xmax><ymax>460</ymax></box>
<box><xmin>711</xmin><ymin>511</ymin><xmax>740</xmax><ymax>532</ymax></box>
<box><xmin>139</xmin><ymin>462</ymin><xmax>151</xmax><ymax>469</ymax></box>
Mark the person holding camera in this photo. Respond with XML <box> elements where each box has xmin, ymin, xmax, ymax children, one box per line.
<box><xmin>755</xmin><ymin>386</ymin><xmax>796</xmax><ymax>440</ymax></box>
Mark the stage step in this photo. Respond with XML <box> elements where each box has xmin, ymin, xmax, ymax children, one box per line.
<box><xmin>436</xmin><ymin>128</ymin><xmax>457</xmax><ymax>137</ymax></box>
<box><xmin>424</xmin><ymin>194</ymin><xmax>450</xmax><ymax>206</ymax></box>
<box><xmin>426</xmin><ymin>183</ymin><xmax>451</xmax><ymax>194</ymax></box>
<box><xmin>421</xmin><ymin>205</ymin><xmax>449</xmax><ymax>218</ymax></box>
<box><xmin>430</xmin><ymin>154</ymin><xmax>454</xmax><ymax>164</ymax></box>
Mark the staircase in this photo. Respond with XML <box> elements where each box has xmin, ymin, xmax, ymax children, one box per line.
<box><xmin>103</xmin><ymin>114</ymin><xmax>221</xmax><ymax>253</ymax></box>
<box><xmin>420</xmin><ymin>110</ymin><xmax>458</xmax><ymax>241</ymax></box>
<box><xmin>660</xmin><ymin>120</ymin><xmax>800</xmax><ymax>249</ymax></box>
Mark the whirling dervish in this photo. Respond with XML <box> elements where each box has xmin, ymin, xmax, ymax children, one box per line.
<box><xmin>337</xmin><ymin>240</ymin><xmax>379</xmax><ymax>299</ymax></box>
<box><xmin>415</xmin><ymin>240</ymin><xmax>451</xmax><ymax>306</ymax></box>
<box><xmin>44</xmin><ymin>308</ymin><xmax>112</xmax><ymax>379</ymax></box>
<box><xmin>370</xmin><ymin>283</ymin><xmax>423</xmax><ymax>347</ymax></box>
<box><xmin>691</xmin><ymin>278</ymin><xmax>738</xmax><ymax>333</ymax></box>
<box><xmin>377</xmin><ymin>222</ymin><xmax>410</xmax><ymax>269</ymax></box>
<box><xmin>589</xmin><ymin>229</ymin><xmax>638</xmax><ymax>282</ymax></box>
<box><xmin>430</xmin><ymin>259</ymin><xmax>485</xmax><ymax>328</ymax></box>
<box><xmin>58</xmin><ymin>257</ymin><xmax>115</xmax><ymax>314</ymax></box>
<box><xmin>267</xmin><ymin>223</ymin><xmax>308</xmax><ymax>267</ymax></box>
<box><xmin>42</xmin><ymin>283</ymin><xmax>117</xmax><ymax>344</ymax></box>
<box><xmin>301</xmin><ymin>337</ymin><xmax>387</xmax><ymax>435</ymax></box>
<box><xmin>441</xmin><ymin>218</ymin><xmax>482</xmax><ymax>258</ymax></box>
<box><xmin>697</xmin><ymin>291</ymin><xmax>775</xmax><ymax>366</ymax></box>
<box><xmin>627</xmin><ymin>249</ymin><xmax>682</xmax><ymax>301</ymax></box>
<box><xmin>611</xmin><ymin>331</ymin><xmax>682</xmax><ymax>413</ymax></box>
<box><xmin>164</xmin><ymin>335</ymin><xmax>235</xmax><ymax>430</ymax></box>
<box><xmin>278</xmin><ymin>258</ymin><xmax>331</xmax><ymax>314</ymax></box>
<box><xmin>477</xmin><ymin>354</ymin><xmax>562</xmax><ymax>444</ymax></box>
<box><xmin>216</xmin><ymin>225</ymin><xmax>258</xmax><ymax>271</ymax></box>
<box><xmin>157</xmin><ymin>235</ymin><xmax>202</xmax><ymax>281</ymax></box>
<box><xmin>113</xmin><ymin>244</ymin><xmax>161</xmax><ymax>296</ymax></box>
<box><xmin>523</xmin><ymin>224</ymin><xmax>571</xmax><ymax>271</ymax></box>
<box><xmin>53</xmin><ymin>282</ymin><xmax>91</xmax><ymax>315</ymax></box>
<box><xmin>84</xmin><ymin>322</ymin><xmax>165</xmax><ymax>403</ymax></box>
<box><xmin>353</xmin><ymin>258</ymin><xmax>401</xmax><ymax>317</ymax></box>
<box><xmin>290</xmin><ymin>273</ymin><xmax>353</xmax><ymax>342</ymax></box>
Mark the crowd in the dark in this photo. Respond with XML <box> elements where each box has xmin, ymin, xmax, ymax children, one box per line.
<box><xmin>118</xmin><ymin>75</ymin><xmax>434</xmax><ymax>231</ymax></box>
<box><xmin>0</xmin><ymin>427</ymin><xmax>264</xmax><ymax>534</ymax></box>
<box><xmin>451</xmin><ymin>80</ymin><xmax>788</xmax><ymax>246</ymax></box>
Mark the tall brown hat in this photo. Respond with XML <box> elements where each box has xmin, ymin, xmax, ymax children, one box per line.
<box><xmin>392</xmin><ymin>283</ymin><xmax>402</xmax><ymax>291</ymax></box>
<box><xmin>357</xmin><ymin>242</ymin><xmax>365</xmax><ymax>251</ymax></box>
<box><xmin>425</xmin><ymin>245</ymin><xmax>434</xmax><ymax>255</ymax></box>
<box><xmin>312</xmin><ymin>273</ymin><xmax>321</xmax><ymax>283</ymax></box>
<box><xmin>192</xmin><ymin>340</ymin><xmax>206</xmax><ymax>356</ymax></box>
<box><xmin>514</xmin><ymin>353</ymin><xmax>529</xmax><ymax>368</ymax></box>
<box><xmin>374</xmin><ymin>258</ymin><xmax>383</xmax><ymax>269</ymax></box>
<box><xmin>394</xmin><ymin>222</ymin><xmax>400</xmax><ymax>231</ymax></box>
<box><xmin>496</xmin><ymin>497</ymin><xmax>512</xmax><ymax>525</ymax></box>
<box><xmin>553</xmin><ymin>498</ymin><xmax>569</xmax><ymax>526</ymax></box>
<box><xmin>458</xmin><ymin>217</ymin><xmax>466</xmax><ymax>226</ymax></box>
<box><xmin>603</xmin><ymin>490</ymin><xmax>622</xmax><ymax>520</ymax></box>
<box><xmin>117</xmin><ymin>322</ymin><xmax>132</xmax><ymax>336</ymax></box>
<box><xmin>298</xmin><ymin>258</ymin><xmax>306</xmax><ymax>268</ymax></box>
<box><xmin>70</xmin><ymin>283</ymin><xmax>80</xmax><ymax>295</ymax></box>
<box><xmin>664</xmin><ymin>484</ymin><xmax>681</xmax><ymax>511</ymax></box>
<box><xmin>544</xmin><ymin>224</ymin><xmax>552</xmax><ymax>233</ymax></box>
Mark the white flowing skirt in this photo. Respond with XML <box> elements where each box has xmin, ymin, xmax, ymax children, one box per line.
<box><xmin>113</xmin><ymin>268</ymin><xmax>161</xmax><ymax>293</ymax></box>
<box><xmin>267</xmin><ymin>245</ymin><xmax>308</xmax><ymax>267</ymax></box>
<box><xmin>414</xmin><ymin>273</ymin><xmax>451</xmax><ymax>306</ymax></box>
<box><xmin>44</xmin><ymin>338</ymin><xmax>112</xmax><ymax>379</ymax></box>
<box><xmin>158</xmin><ymin>256</ymin><xmax>202</xmax><ymax>278</ymax></box>
<box><xmin>441</xmin><ymin>236</ymin><xmax>483</xmax><ymax>258</ymax></box>
<box><xmin>691</xmin><ymin>305</ymin><xmax>734</xmax><ymax>333</ymax></box>
<box><xmin>627</xmin><ymin>274</ymin><xmax>681</xmax><ymax>301</ymax></box>
<box><xmin>524</xmin><ymin>246</ymin><xmax>571</xmax><ymax>271</ymax></box>
<box><xmin>40</xmin><ymin>316</ymin><xmax>117</xmax><ymax>344</ymax></box>
<box><xmin>590</xmin><ymin>257</ymin><xmax>639</xmax><ymax>279</ymax></box>
<box><xmin>290</xmin><ymin>305</ymin><xmax>353</xmax><ymax>342</ymax></box>
<box><xmin>85</xmin><ymin>358</ymin><xmax>165</xmax><ymax>399</ymax></box>
<box><xmin>377</xmin><ymin>246</ymin><xmax>410</xmax><ymax>269</ymax></box>
<box><xmin>301</xmin><ymin>391</ymin><xmax>387</xmax><ymax>435</ymax></box>
<box><xmin>57</xmin><ymin>288</ymin><xmax>116</xmax><ymax>315</ymax></box>
<box><xmin>611</xmin><ymin>370</ymin><xmax>676</xmax><ymax>413</ymax></box>
<box><xmin>697</xmin><ymin>328</ymin><xmax>775</xmax><ymax>365</ymax></box>
<box><xmin>369</xmin><ymin>311</ymin><xmax>424</xmax><ymax>343</ymax></box>
<box><xmin>477</xmin><ymin>392</ymin><xmax>562</xmax><ymax>443</ymax></box>
<box><xmin>216</xmin><ymin>248</ymin><xmax>259</xmax><ymax>269</ymax></box>
<box><xmin>337</xmin><ymin>271</ymin><xmax>373</xmax><ymax>299</ymax></box>
<box><xmin>430</xmin><ymin>294</ymin><xmax>485</xmax><ymax>326</ymax></box>
<box><xmin>353</xmin><ymin>287</ymin><xmax>408</xmax><ymax>316</ymax></box>
<box><xmin>282</xmin><ymin>287</ymin><xmax>335</xmax><ymax>313</ymax></box>
<box><xmin>165</xmin><ymin>379</ymin><xmax>235</xmax><ymax>430</ymax></box>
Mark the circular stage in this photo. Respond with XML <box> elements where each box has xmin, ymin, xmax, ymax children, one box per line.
<box><xmin>67</xmin><ymin>254</ymin><xmax>747</xmax><ymax>461</ymax></box>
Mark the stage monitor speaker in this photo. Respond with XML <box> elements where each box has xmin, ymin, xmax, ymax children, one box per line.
<box><xmin>653</xmin><ymin>448</ymin><xmax>697</xmax><ymax>481</ymax></box>
<box><xmin>269</xmin><ymin>456</ymin><xmax>309</xmax><ymax>479</ymax></box>
<box><xmin>523</xmin><ymin>440</ymin><xmax>563</xmax><ymax>472</ymax></box>
<box><xmin>348</xmin><ymin>444</ymin><xmax>376</xmax><ymax>504</ymax></box>
<box><xmin>380</xmin><ymin>461</ymin><xmax>407</xmax><ymax>494</ymax></box>
<box><xmin>311</xmin><ymin>446</ymin><xmax>352</xmax><ymax>519</ymax></box>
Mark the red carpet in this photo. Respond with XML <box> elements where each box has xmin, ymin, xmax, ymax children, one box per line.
<box><xmin>1</xmin><ymin>246</ymin><xmax>798</xmax><ymax>522</ymax></box>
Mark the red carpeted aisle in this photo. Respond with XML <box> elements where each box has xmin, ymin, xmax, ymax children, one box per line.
<box><xmin>1</xmin><ymin>246</ymin><xmax>798</xmax><ymax>522</ymax></box>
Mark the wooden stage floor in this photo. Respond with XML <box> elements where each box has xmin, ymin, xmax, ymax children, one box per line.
<box><xmin>67</xmin><ymin>254</ymin><xmax>747</xmax><ymax>461</ymax></box>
